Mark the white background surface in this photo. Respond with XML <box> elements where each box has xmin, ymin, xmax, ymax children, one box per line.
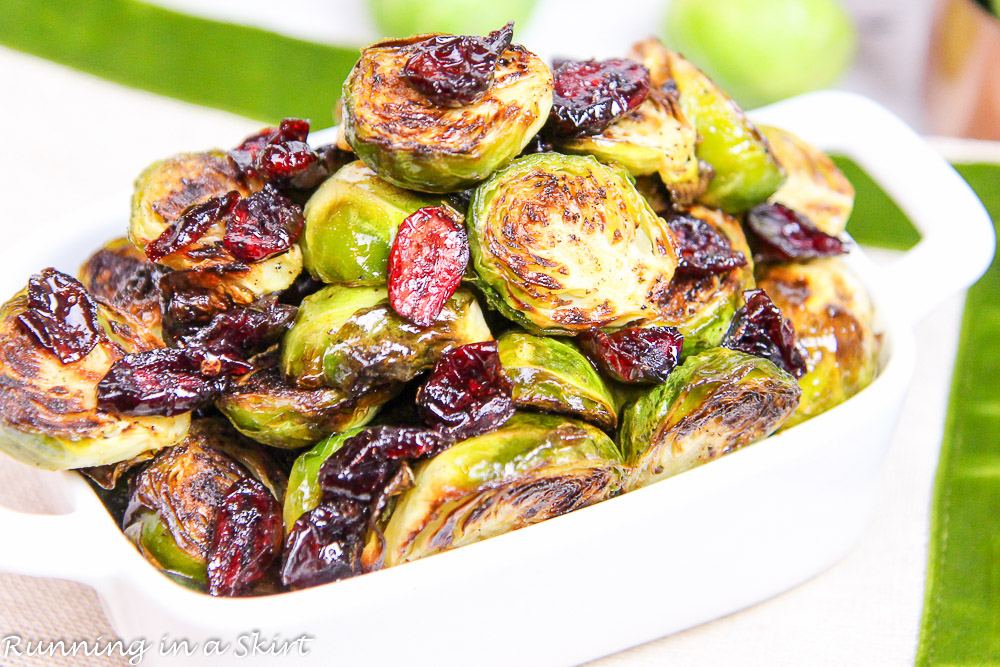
<box><xmin>0</xmin><ymin>0</ymin><xmax>984</xmax><ymax>662</ymax></box>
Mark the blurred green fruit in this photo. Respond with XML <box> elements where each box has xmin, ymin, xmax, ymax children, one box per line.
<box><xmin>369</xmin><ymin>0</ymin><xmax>538</xmax><ymax>38</ymax></box>
<box><xmin>663</xmin><ymin>0</ymin><xmax>856</xmax><ymax>108</ymax></box>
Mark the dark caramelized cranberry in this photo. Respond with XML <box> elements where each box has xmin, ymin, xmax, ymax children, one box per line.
<box><xmin>206</xmin><ymin>477</ymin><xmax>283</xmax><ymax>597</ymax></box>
<box><xmin>745</xmin><ymin>203</ymin><xmax>850</xmax><ymax>264</ymax></box>
<box><xmin>223</xmin><ymin>184</ymin><xmax>304</xmax><ymax>263</ymax></box>
<box><xmin>400</xmin><ymin>22</ymin><xmax>514</xmax><ymax>107</ymax></box>
<box><xmin>549</xmin><ymin>59</ymin><xmax>650</xmax><ymax>136</ymax></box>
<box><xmin>281</xmin><ymin>499</ymin><xmax>368</xmax><ymax>590</ymax></box>
<box><xmin>278</xmin><ymin>272</ymin><xmax>324</xmax><ymax>307</ymax></box>
<box><xmin>667</xmin><ymin>213</ymin><xmax>748</xmax><ymax>278</ymax></box>
<box><xmin>578</xmin><ymin>326</ymin><xmax>683</xmax><ymax>384</ymax></box>
<box><xmin>387</xmin><ymin>205</ymin><xmax>469</xmax><ymax>327</ymax></box>
<box><xmin>723</xmin><ymin>289</ymin><xmax>807</xmax><ymax>378</ymax></box>
<box><xmin>417</xmin><ymin>341</ymin><xmax>514</xmax><ymax>439</ymax></box>
<box><xmin>146</xmin><ymin>191</ymin><xmax>240</xmax><ymax>262</ymax></box>
<box><xmin>96</xmin><ymin>348</ymin><xmax>229</xmax><ymax>416</ymax></box>
<box><xmin>18</xmin><ymin>268</ymin><xmax>102</xmax><ymax>364</ymax></box>
<box><xmin>176</xmin><ymin>295</ymin><xmax>297</xmax><ymax>368</ymax></box>
<box><xmin>158</xmin><ymin>269</ymin><xmax>241</xmax><ymax>333</ymax></box>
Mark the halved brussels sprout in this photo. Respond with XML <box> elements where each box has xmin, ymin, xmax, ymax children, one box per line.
<box><xmin>655</xmin><ymin>205</ymin><xmax>755</xmax><ymax>355</ymax></box>
<box><xmin>469</xmin><ymin>153</ymin><xmax>679</xmax><ymax>334</ymax></box>
<box><xmin>621</xmin><ymin>347</ymin><xmax>801</xmax><ymax>489</ymax></box>
<box><xmin>301</xmin><ymin>161</ymin><xmax>444</xmax><ymax>285</ymax></box>
<box><xmin>382</xmin><ymin>412</ymin><xmax>625</xmax><ymax>566</ymax></box>
<box><xmin>0</xmin><ymin>285</ymin><xmax>189</xmax><ymax>470</ymax></box>
<box><xmin>342</xmin><ymin>35</ymin><xmax>554</xmax><ymax>192</ymax></box>
<box><xmin>282</xmin><ymin>428</ymin><xmax>362</xmax><ymax>533</ymax></box>
<box><xmin>760</xmin><ymin>125</ymin><xmax>855</xmax><ymax>235</ymax></box>
<box><xmin>281</xmin><ymin>285</ymin><xmax>491</xmax><ymax>391</ymax></box>
<box><xmin>123</xmin><ymin>419</ymin><xmax>285</xmax><ymax>589</ymax></box>
<box><xmin>79</xmin><ymin>237</ymin><xmax>165</xmax><ymax>339</ymax></box>
<box><xmin>217</xmin><ymin>363</ymin><xmax>392</xmax><ymax>449</ymax></box>
<box><xmin>556</xmin><ymin>87</ymin><xmax>702</xmax><ymax>205</ymax></box>
<box><xmin>497</xmin><ymin>331</ymin><xmax>618</xmax><ymax>429</ymax></box>
<box><xmin>630</xmin><ymin>39</ymin><xmax>784</xmax><ymax>213</ymax></box>
<box><xmin>757</xmin><ymin>258</ymin><xmax>878</xmax><ymax>429</ymax></box>
<box><xmin>129</xmin><ymin>151</ymin><xmax>302</xmax><ymax>300</ymax></box>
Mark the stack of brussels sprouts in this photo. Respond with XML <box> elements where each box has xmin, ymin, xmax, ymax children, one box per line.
<box><xmin>0</xmin><ymin>26</ymin><xmax>879</xmax><ymax>596</ymax></box>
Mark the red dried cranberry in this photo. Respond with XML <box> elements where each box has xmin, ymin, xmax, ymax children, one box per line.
<box><xmin>281</xmin><ymin>498</ymin><xmax>368</xmax><ymax>590</ymax></box>
<box><xmin>723</xmin><ymin>289</ymin><xmax>807</xmax><ymax>378</ymax></box>
<box><xmin>229</xmin><ymin>118</ymin><xmax>312</xmax><ymax>180</ymax></box>
<box><xmin>387</xmin><ymin>205</ymin><xmax>469</xmax><ymax>327</ymax></box>
<box><xmin>417</xmin><ymin>341</ymin><xmax>514</xmax><ymax>439</ymax></box>
<box><xmin>146</xmin><ymin>191</ymin><xmax>240</xmax><ymax>262</ymax></box>
<box><xmin>18</xmin><ymin>268</ymin><xmax>103</xmax><ymax>364</ymax></box>
<box><xmin>96</xmin><ymin>348</ymin><xmax>229</xmax><ymax>416</ymax></box>
<box><xmin>222</xmin><ymin>184</ymin><xmax>304</xmax><ymax>263</ymax></box>
<box><xmin>666</xmin><ymin>213</ymin><xmax>748</xmax><ymax>278</ymax></box>
<box><xmin>206</xmin><ymin>477</ymin><xmax>283</xmax><ymax>597</ymax></box>
<box><xmin>745</xmin><ymin>203</ymin><xmax>850</xmax><ymax>264</ymax></box>
<box><xmin>254</xmin><ymin>141</ymin><xmax>320</xmax><ymax>183</ymax></box>
<box><xmin>549</xmin><ymin>59</ymin><xmax>650</xmax><ymax>136</ymax></box>
<box><xmin>578</xmin><ymin>326</ymin><xmax>683</xmax><ymax>384</ymax></box>
<box><xmin>400</xmin><ymin>22</ymin><xmax>514</xmax><ymax>107</ymax></box>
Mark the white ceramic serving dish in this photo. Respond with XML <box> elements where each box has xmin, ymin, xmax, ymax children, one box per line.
<box><xmin>0</xmin><ymin>91</ymin><xmax>992</xmax><ymax>667</ymax></box>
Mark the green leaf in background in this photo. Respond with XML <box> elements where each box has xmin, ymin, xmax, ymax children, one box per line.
<box><xmin>917</xmin><ymin>163</ymin><xmax>1000</xmax><ymax>666</ymax></box>
<box><xmin>833</xmin><ymin>156</ymin><xmax>922</xmax><ymax>251</ymax></box>
<box><xmin>368</xmin><ymin>0</ymin><xmax>538</xmax><ymax>37</ymax></box>
<box><xmin>0</xmin><ymin>0</ymin><xmax>361</xmax><ymax>127</ymax></box>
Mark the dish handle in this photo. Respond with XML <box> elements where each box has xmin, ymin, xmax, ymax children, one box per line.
<box><xmin>750</xmin><ymin>90</ymin><xmax>996</xmax><ymax>326</ymax></box>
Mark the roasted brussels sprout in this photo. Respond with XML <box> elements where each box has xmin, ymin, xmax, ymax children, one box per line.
<box><xmin>630</xmin><ymin>39</ymin><xmax>784</xmax><ymax>213</ymax></box>
<box><xmin>760</xmin><ymin>126</ymin><xmax>855</xmax><ymax>235</ymax></box>
<box><xmin>382</xmin><ymin>412</ymin><xmax>625</xmax><ymax>566</ymax></box>
<box><xmin>0</xmin><ymin>279</ymin><xmax>189</xmax><ymax>470</ymax></box>
<box><xmin>281</xmin><ymin>285</ymin><xmax>491</xmax><ymax>391</ymax></box>
<box><xmin>123</xmin><ymin>419</ymin><xmax>285</xmax><ymax>589</ymax></box>
<box><xmin>342</xmin><ymin>34</ymin><xmax>554</xmax><ymax>192</ymax></box>
<box><xmin>282</xmin><ymin>428</ymin><xmax>363</xmax><ymax>533</ymax></box>
<box><xmin>621</xmin><ymin>347</ymin><xmax>801</xmax><ymax>489</ymax></box>
<box><xmin>655</xmin><ymin>206</ymin><xmax>755</xmax><ymax>355</ymax></box>
<box><xmin>129</xmin><ymin>151</ymin><xmax>302</xmax><ymax>300</ymax></box>
<box><xmin>79</xmin><ymin>237</ymin><xmax>166</xmax><ymax>339</ymax></box>
<box><xmin>469</xmin><ymin>153</ymin><xmax>679</xmax><ymax>333</ymax></box>
<box><xmin>497</xmin><ymin>331</ymin><xmax>618</xmax><ymax>429</ymax></box>
<box><xmin>757</xmin><ymin>259</ymin><xmax>879</xmax><ymax>429</ymax></box>
<box><xmin>556</xmin><ymin>87</ymin><xmax>702</xmax><ymax>205</ymax></box>
<box><xmin>300</xmin><ymin>161</ymin><xmax>444</xmax><ymax>285</ymax></box>
<box><xmin>217</xmin><ymin>363</ymin><xmax>392</xmax><ymax>449</ymax></box>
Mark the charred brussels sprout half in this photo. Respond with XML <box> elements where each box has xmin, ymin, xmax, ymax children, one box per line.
<box><xmin>382</xmin><ymin>412</ymin><xmax>624</xmax><ymax>566</ymax></box>
<box><xmin>630</xmin><ymin>40</ymin><xmax>784</xmax><ymax>213</ymax></box>
<box><xmin>656</xmin><ymin>206</ymin><xmax>755</xmax><ymax>355</ymax></box>
<box><xmin>760</xmin><ymin>126</ymin><xmax>855</xmax><ymax>235</ymax></box>
<box><xmin>621</xmin><ymin>347</ymin><xmax>801</xmax><ymax>489</ymax></box>
<box><xmin>281</xmin><ymin>285</ymin><xmax>491</xmax><ymax>391</ymax></box>
<box><xmin>0</xmin><ymin>282</ymin><xmax>189</xmax><ymax>470</ymax></box>
<box><xmin>301</xmin><ymin>161</ymin><xmax>444</xmax><ymax>284</ymax></box>
<box><xmin>123</xmin><ymin>419</ymin><xmax>285</xmax><ymax>589</ymax></box>
<box><xmin>497</xmin><ymin>331</ymin><xmax>617</xmax><ymax>429</ymax></box>
<box><xmin>282</xmin><ymin>428</ymin><xmax>363</xmax><ymax>533</ymax></box>
<box><xmin>469</xmin><ymin>153</ymin><xmax>679</xmax><ymax>333</ymax></box>
<box><xmin>217</xmin><ymin>364</ymin><xmax>392</xmax><ymax>449</ymax></box>
<box><xmin>342</xmin><ymin>34</ymin><xmax>554</xmax><ymax>192</ymax></box>
<box><xmin>79</xmin><ymin>237</ymin><xmax>166</xmax><ymax>340</ymax></box>
<box><xmin>556</xmin><ymin>87</ymin><xmax>701</xmax><ymax>205</ymax></box>
<box><xmin>129</xmin><ymin>151</ymin><xmax>302</xmax><ymax>299</ymax></box>
<box><xmin>757</xmin><ymin>259</ymin><xmax>879</xmax><ymax>429</ymax></box>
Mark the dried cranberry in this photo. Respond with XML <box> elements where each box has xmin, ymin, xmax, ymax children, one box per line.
<box><xmin>254</xmin><ymin>141</ymin><xmax>320</xmax><ymax>184</ymax></box>
<box><xmin>387</xmin><ymin>205</ymin><xmax>469</xmax><ymax>327</ymax></box>
<box><xmin>223</xmin><ymin>184</ymin><xmax>304</xmax><ymax>263</ymax></box>
<box><xmin>417</xmin><ymin>341</ymin><xmax>514</xmax><ymax>439</ymax></box>
<box><xmin>281</xmin><ymin>499</ymin><xmax>368</xmax><ymax>590</ymax></box>
<box><xmin>400</xmin><ymin>22</ymin><xmax>513</xmax><ymax>107</ymax></box>
<box><xmin>723</xmin><ymin>289</ymin><xmax>807</xmax><ymax>378</ymax></box>
<box><xmin>667</xmin><ymin>213</ymin><xmax>748</xmax><ymax>278</ymax></box>
<box><xmin>146</xmin><ymin>191</ymin><xmax>240</xmax><ymax>262</ymax></box>
<box><xmin>745</xmin><ymin>203</ymin><xmax>850</xmax><ymax>264</ymax></box>
<box><xmin>278</xmin><ymin>272</ymin><xmax>324</xmax><ymax>306</ymax></box>
<box><xmin>206</xmin><ymin>477</ymin><xmax>283</xmax><ymax>597</ymax></box>
<box><xmin>549</xmin><ymin>59</ymin><xmax>650</xmax><ymax>136</ymax></box>
<box><xmin>578</xmin><ymin>326</ymin><xmax>683</xmax><ymax>384</ymax></box>
<box><xmin>229</xmin><ymin>118</ymin><xmax>312</xmax><ymax>180</ymax></box>
<box><xmin>96</xmin><ymin>348</ymin><xmax>229</xmax><ymax>416</ymax></box>
<box><xmin>18</xmin><ymin>268</ymin><xmax>103</xmax><ymax>364</ymax></box>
